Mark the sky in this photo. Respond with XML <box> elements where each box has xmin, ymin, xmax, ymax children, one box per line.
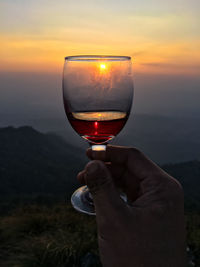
<box><xmin>1</xmin><ymin>0</ymin><xmax>200</xmax><ymax>74</ymax></box>
<box><xmin>0</xmin><ymin>0</ymin><xmax>200</xmax><ymax>126</ymax></box>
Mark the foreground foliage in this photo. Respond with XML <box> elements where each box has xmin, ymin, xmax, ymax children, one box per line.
<box><xmin>0</xmin><ymin>203</ymin><xmax>101</xmax><ymax>267</ymax></box>
<box><xmin>0</xmin><ymin>202</ymin><xmax>199</xmax><ymax>266</ymax></box>
<box><xmin>186</xmin><ymin>212</ymin><xmax>200</xmax><ymax>266</ymax></box>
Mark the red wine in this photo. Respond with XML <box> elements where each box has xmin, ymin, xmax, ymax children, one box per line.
<box><xmin>67</xmin><ymin>111</ymin><xmax>128</xmax><ymax>144</ymax></box>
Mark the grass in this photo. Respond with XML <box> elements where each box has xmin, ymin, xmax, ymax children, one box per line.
<box><xmin>186</xmin><ymin>212</ymin><xmax>200</xmax><ymax>266</ymax></box>
<box><xmin>0</xmin><ymin>202</ymin><xmax>199</xmax><ymax>266</ymax></box>
<box><xmin>0</xmin><ymin>203</ymin><xmax>101</xmax><ymax>267</ymax></box>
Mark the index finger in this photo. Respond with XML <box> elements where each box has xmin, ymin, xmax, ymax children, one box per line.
<box><xmin>87</xmin><ymin>145</ymin><xmax>164</xmax><ymax>180</ymax></box>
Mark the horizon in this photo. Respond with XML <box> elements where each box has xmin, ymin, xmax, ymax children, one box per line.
<box><xmin>1</xmin><ymin>0</ymin><xmax>200</xmax><ymax>125</ymax></box>
<box><xmin>0</xmin><ymin>0</ymin><xmax>200</xmax><ymax>161</ymax></box>
<box><xmin>1</xmin><ymin>71</ymin><xmax>200</xmax><ymax>126</ymax></box>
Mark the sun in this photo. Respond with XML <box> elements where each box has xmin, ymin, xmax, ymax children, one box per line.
<box><xmin>100</xmin><ymin>63</ymin><xmax>106</xmax><ymax>70</ymax></box>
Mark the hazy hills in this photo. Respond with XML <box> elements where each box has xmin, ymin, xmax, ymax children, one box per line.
<box><xmin>0</xmin><ymin>126</ymin><xmax>86</xmax><ymax>196</ymax></box>
<box><xmin>1</xmin><ymin>113</ymin><xmax>200</xmax><ymax>164</ymax></box>
<box><xmin>0</xmin><ymin>126</ymin><xmax>199</xmax><ymax>211</ymax></box>
<box><xmin>163</xmin><ymin>161</ymin><xmax>200</xmax><ymax>211</ymax></box>
<box><xmin>114</xmin><ymin>114</ymin><xmax>200</xmax><ymax>164</ymax></box>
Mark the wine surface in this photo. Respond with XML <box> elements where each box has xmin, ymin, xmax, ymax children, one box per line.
<box><xmin>67</xmin><ymin>111</ymin><xmax>128</xmax><ymax>144</ymax></box>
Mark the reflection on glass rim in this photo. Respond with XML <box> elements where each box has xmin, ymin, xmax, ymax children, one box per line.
<box><xmin>65</xmin><ymin>55</ymin><xmax>131</xmax><ymax>61</ymax></box>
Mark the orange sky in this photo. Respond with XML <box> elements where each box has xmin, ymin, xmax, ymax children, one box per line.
<box><xmin>1</xmin><ymin>0</ymin><xmax>200</xmax><ymax>75</ymax></box>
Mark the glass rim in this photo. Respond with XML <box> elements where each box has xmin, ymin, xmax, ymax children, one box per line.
<box><xmin>65</xmin><ymin>55</ymin><xmax>131</xmax><ymax>61</ymax></box>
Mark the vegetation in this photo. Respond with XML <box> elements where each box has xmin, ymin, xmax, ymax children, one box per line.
<box><xmin>0</xmin><ymin>126</ymin><xmax>200</xmax><ymax>266</ymax></box>
<box><xmin>0</xmin><ymin>201</ymin><xmax>199</xmax><ymax>266</ymax></box>
<box><xmin>0</xmin><ymin>202</ymin><xmax>101</xmax><ymax>267</ymax></box>
<box><xmin>186</xmin><ymin>212</ymin><xmax>200</xmax><ymax>266</ymax></box>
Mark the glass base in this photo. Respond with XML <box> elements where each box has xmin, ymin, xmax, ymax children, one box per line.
<box><xmin>71</xmin><ymin>185</ymin><xmax>96</xmax><ymax>215</ymax></box>
<box><xmin>71</xmin><ymin>186</ymin><xmax>129</xmax><ymax>216</ymax></box>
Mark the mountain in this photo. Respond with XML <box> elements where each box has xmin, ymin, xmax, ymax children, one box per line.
<box><xmin>2</xmin><ymin>113</ymin><xmax>200</xmax><ymax>164</ymax></box>
<box><xmin>163</xmin><ymin>161</ymin><xmax>200</xmax><ymax>211</ymax></box>
<box><xmin>0</xmin><ymin>126</ymin><xmax>86</xmax><ymax>196</ymax></box>
<box><xmin>114</xmin><ymin>114</ymin><xmax>200</xmax><ymax>164</ymax></box>
<box><xmin>0</xmin><ymin>126</ymin><xmax>199</xmax><ymax>211</ymax></box>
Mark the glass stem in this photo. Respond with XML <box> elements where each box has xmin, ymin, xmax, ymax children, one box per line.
<box><xmin>90</xmin><ymin>144</ymin><xmax>107</xmax><ymax>151</ymax></box>
<box><xmin>85</xmin><ymin>144</ymin><xmax>106</xmax><ymax>207</ymax></box>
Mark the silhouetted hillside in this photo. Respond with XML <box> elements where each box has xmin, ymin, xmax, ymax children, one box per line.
<box><xmin>3</xmin><ymin>114</ymin><xmax>200</xmax><ymax>164</ymax></box>
<box><xmin>115</xmin><ymin>114</ymin><xmax>200</xmax><ymax>164</ymax></box>
<box><xmin>163</xmin><ymin>161</ymin><xmax>200</xmax><ymax>211</ymax></box>
<box><xmin>0</xmin><ymin>126</ymin><xmax>199</xmax><ymax>211</ymax></box>
<box><xmin>0</xmin><ymin>126</ymin><xmax>86</xmax><ymax>196</ymax></box>
<box><xmin>0</xmin><ymin>126</ymin><xmax>199</xmax><ymax>265</ymax></box>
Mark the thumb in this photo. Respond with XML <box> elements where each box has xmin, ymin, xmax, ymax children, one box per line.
<box><xmin>85</xmin><ymin>160</ymin><xmax>128</xmax><ymax>218</ymax></box>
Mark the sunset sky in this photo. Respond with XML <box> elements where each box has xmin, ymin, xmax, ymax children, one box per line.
<box><xmin>1</xmin><ymin>0</ymin><xmax>200</xmax><ymax>75</ymax></box>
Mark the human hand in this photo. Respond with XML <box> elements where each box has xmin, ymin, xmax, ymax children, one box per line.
<box><xmin>77</xmin><ymin>145</ymin><xmax>186</xmax><ymax>267</ymax></box>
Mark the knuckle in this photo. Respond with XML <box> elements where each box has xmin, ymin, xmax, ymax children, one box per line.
<box><xmin>77</xmin><ymin>170</ymin><xmax>84</xmax><ymax>177</ymax></box>
<box><xmin>170</xmin><ymin>177</ymin><xmax>184</xmax><ymax>194</ymax></box>
<box><xmin>129</xmin><ymin>147</ymin><xmax>142</xmax><ymax>157</ymax></box>
<box><xmin>165</xmin><ymin>177</ymin><xmax>184</xmax><ymax>204</ymax></box>
<box><xmin>86</xmin><ymin>160</ymin><xmax>102</xmax><ymax>169</ymax></box>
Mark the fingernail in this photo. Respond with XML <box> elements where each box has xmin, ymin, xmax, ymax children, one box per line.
<box><xmin>77</xmin><ymin>171</ymin><xmax>83</xmax><ymax>179</ymax></box>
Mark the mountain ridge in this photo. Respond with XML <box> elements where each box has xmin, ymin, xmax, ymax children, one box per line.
<box><xmin>0</xmin><ymin>126</ymin><xmax>199</xmax><ymax>211</ymax></box>
<box><xmin>0</xmin><ymin>126</ymin><xmax>86</xmax><ymax>196</ymax></box>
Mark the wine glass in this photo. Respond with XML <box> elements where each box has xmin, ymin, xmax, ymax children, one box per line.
<box><xmin>62</xmin><ymin>55</ymin><xmax>134</xmax><ymax>215</ymax></box>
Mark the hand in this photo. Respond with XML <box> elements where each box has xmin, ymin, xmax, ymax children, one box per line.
<box><xmin>77</xmin><ymin>145</ymin><xmax>186</xmax><ymax>267</ymax></box>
